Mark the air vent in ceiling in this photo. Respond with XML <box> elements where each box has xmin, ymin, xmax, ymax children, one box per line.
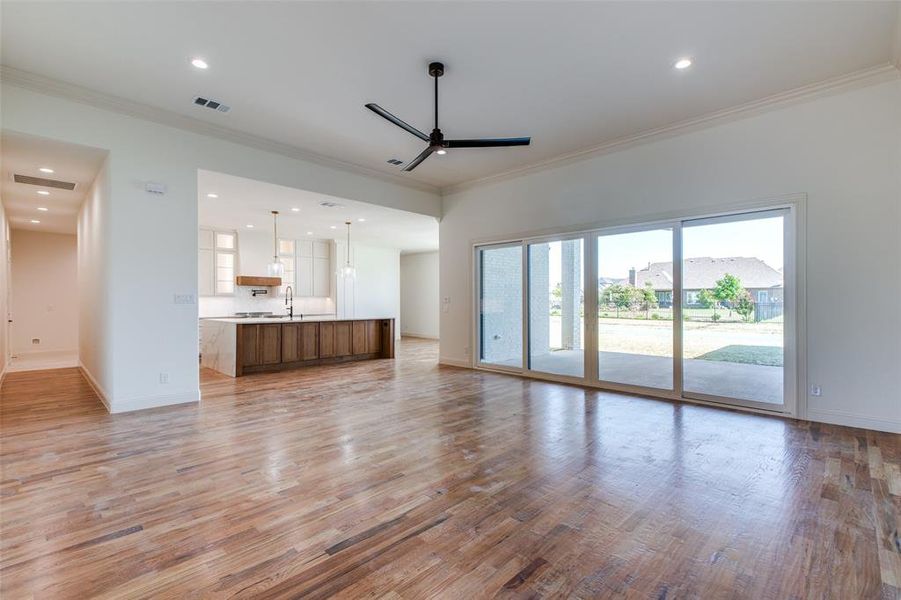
<box><xmin>386</xmin><ymin>159</ymin><xmax>403</xmax><ymax>165</ymax></box>
<box><xmin>13</xmin><ymin>174</ymin><xmax>77</xmax><ymax>190</ymax></box>
<box><xmin>192</xmin><ymin>96</ymin><xmax>231</xmax><ymax>113</ymax></box>
<box><xmin>319</xmin><ymin>201</ymin><xmax>345</xmax><ymax>208</ymax></box>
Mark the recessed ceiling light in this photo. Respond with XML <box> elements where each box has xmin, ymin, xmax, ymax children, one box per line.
<box><xmin>30</xmin><ymin>220</ymin><xmax>40</xmax><ymax>224</ymax></box>
<box><xmin>674</xmin><ymin>58</ymin><xmax>692</xmax><ymax>70</ymax></box>
<box><xmin>191</xmin><ymin>58</ymin><xmax>209</xmax><ymax>70</ymax></box>
<box><xmin>291</xmin><ymin>207</ymin><xmax>300</xmax><ymax>212</ymax></box>
<box><xmin>39</xmin><ymin>167</ymin><xmax>54</xmax><ymax>174</ymax></box>
<box><xmin>329</xmin><ymin>225</ymin><xmax>337</xmax><ymax>230</ymax></box>
<box><xmin>306</xmin><ymin>231</ymin><xmax>313</xmax><ymax>235</ymax></box>
<box><xmin>246</xmin><ymin>224</ymin><xmax>254</xmax><ymax>228</ymax></box>
<box><xmin>436</xmin><ymin>149</ymin><xmax>447</xmax><ymax>155</ymax></box>
<box><xmin>206</xmin><ymin>193</ymin><xmax>218</xmax><ymax>198</ymax></box>
<box><xmin>357</xmin><ymin>218</ymin><xmax>365</xmax><ymax>222</ymax></box>
<box><xmin>37</xmin><ymin>207</ymin><xmax>49</xmax><ymax>212</ymax></box>
<box><xmin>37</xmin><ymin>190</ymin><xmax>50</xmax><ymax>196</ymax></box>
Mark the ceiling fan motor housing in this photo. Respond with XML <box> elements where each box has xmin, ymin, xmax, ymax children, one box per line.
<box><xmin>428</xmin><ymin>62</ymin><xmax>444</xmax><ymax>77</ymax></box>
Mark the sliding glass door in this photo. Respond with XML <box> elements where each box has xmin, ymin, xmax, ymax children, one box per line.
<box><xmin>681</xmin><ymin>210</ymin><xmax>788</xmax><ymax>409</ymax></box>
<box><xmin>474</xmin><ymin>204</ymin><xmax>794</xmax><ymax>414</ymax></box>
<box><xmin>597</xmin><ymin>228</ymin><xmax>674</xmax><ymax>390</ymax></box>
<box><xmin>528</xmin><ymin>237</ymin><xmax>585</xmax><ymax>378</ymax></box>
<box><xmin>477</xmin><ymin>243</ymin><xmax>523</xmax><ymax>369</ymax></box>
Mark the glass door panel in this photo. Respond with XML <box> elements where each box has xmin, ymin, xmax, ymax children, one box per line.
<box><xmin>597</xmin><ymin>228</ymin><xmax>674</xmax><ymax>390</ymax></box>
<box><xmin>478</xmin><ymin>244</ymin><xmax>523</xmax><ymax>368</ymax></box>
<box><xmin>682</xmin><ymin>211</ymin><xmax>786</xmax><ymax>406</ymax></box>
<box><xmin>528</xmin><ymin>238</ymin><xmax>584</xmax><ymax>377</ymax></box>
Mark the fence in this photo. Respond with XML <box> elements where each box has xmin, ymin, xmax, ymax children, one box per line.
<box><xmin>754</xmin><ymin>302</ymin><xmax>783</xmax><ymax>323</ymax></box>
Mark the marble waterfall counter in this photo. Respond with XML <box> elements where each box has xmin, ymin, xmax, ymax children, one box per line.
<box><xmin>201</xmin><ymin>317</ymin><xmax>395</xmax><ymax>377</ymax></box>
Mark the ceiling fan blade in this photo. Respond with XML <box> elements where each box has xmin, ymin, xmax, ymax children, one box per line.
<box><xmin>446</xmin><ymin>137</ymin><xmax>531</xmax><ymax>148</ymax></box>
<box><xmin>365</xmin><ymin>103</ymin><xmax>430</xmax><ymax>142</ymax></box>
<box><xmin>403</xmin><ymin>147</ymin><xmax>434</xmax><ymax>172</ymax></box>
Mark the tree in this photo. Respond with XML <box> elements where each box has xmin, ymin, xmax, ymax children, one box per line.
<box><xmin>640</xmin><ymin>282</ymin><xmax>658</xmax><ymax>318</ymax></box>
<box><xmin>735</xmin><ymin>289</ymin><xmax>755</xmax><ymax>323</ymax></box>
<box><xmin>697</xmin><ymin>289</ymin><xmax>716</xmax><ymax>309</ymax></box>
<box><xmin>713</xmin><ymin>273</ymin><xmax>743</xmax><ymax>316</ymax></box>
<box><xmin>601</xmin><ymin>284</ymin><xmax>636</xmax><ymax>318</ymax></box>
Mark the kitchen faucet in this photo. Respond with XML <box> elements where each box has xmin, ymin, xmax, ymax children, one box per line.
<box><xmin>285</xmin><ymin>285</ymin><xmax>294</xmax><ymax>319</ymax></box>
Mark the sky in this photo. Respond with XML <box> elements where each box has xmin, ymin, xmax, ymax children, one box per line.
<box><xmin>544</xmin><ymin>215</ymin><xmax>784</xmax><ymax>288</ymax></box>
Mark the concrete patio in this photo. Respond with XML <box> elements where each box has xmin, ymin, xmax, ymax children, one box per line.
<box><xmin>497</xmin><ymin>350</ymin><xmax>783</xmax><ymax>404</ymax></box>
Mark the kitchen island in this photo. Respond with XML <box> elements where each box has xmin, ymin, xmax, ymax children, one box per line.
<box><xmin>201</xmin><ymin>316</ymin><xmax>395</xmax><ymax>377</ymax></box>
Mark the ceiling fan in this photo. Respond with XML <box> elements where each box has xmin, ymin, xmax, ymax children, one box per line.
<box><xmin>365</xmin><ymin>62</ymin><xmax>531</xmax><ymax>172</ymax></box>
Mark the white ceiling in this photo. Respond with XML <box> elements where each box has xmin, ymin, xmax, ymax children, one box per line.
<box><xmin>2</xmin><ymin>2</ymin><xmax>898</xmax><ymax>188</ymax></box>
<box><xmin>1</xmin><ymin>132</ymin><xmax>107</xmax><ymax>234</ymax></box>
<box><xmin>198</xmin><ymin>170</ymin><xmax>439</xmax><ymax>253</ymax></box>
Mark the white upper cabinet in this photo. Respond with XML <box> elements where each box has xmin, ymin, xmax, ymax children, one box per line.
<box><xmin>312</xmin><ymin>257</ymin><xmax>330</xmax><ymax>297</ymax></box>
<box><xmin>293</xmin><ymin>239</ymin><xmax>332</xmax><ymax>297</ymax></box>
<box><xmin>313</xmin><ymin>241</ymin><xmax>330</xmax><ymax>259</ymax></box>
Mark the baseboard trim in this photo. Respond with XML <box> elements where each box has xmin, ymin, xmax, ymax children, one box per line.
<box><xmin>439</xmin><ymin>357</ymin><xmax>472</xmax><ymax>368</ymax></box>
<box><xmin>109</xmin><ymin>390</ymin><xmax>200</xmax><ymax>414</ymax></box>
<box><xmin>79</xmin><ymin>362</ymin><xmax>200</xmax><ymax>414</ymax></box>
<box><xmin>79</xmin><ymin>363</ymin><xmax>111</xmax><ymax>412</ymax></box>
<box><xmin>401</xmin><ymin>332</ymin><xmax>440</xmax><ymax>340</ymax></box>
<box><xmin>807</xmin><ymin>408</ymin><xmax>901</xmax><ymax>434</ymax></box>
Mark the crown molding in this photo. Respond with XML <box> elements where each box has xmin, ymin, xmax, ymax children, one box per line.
<box><xmin>3</xmin><ymin>63</ymin><xmax>897</xmax><ymax>200</ymax></box>
<box><xmin>441</xmin><ymin>62</ymin><xmax>901</xmax><ymax>196</ymax></box>
<box><xmin>0</xmin><ymin>66</ymin><xmax>439</xmax><ymax>195</ymax></box>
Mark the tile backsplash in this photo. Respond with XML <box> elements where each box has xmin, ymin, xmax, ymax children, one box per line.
<box><xmin>199</xmin><ymin>286</ymin><xmax>335</xmax><ymax>318</ymax></box>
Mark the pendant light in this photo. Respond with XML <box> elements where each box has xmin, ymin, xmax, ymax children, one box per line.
<box><xmin>267</xmin><ymin>210</ymin><xmax>285</xmax><ymax>278</ymax></box>
<box><xmin>339</xmin><ymin>220</ymin><xmax>356</xmax><ymax>279</ymax></box>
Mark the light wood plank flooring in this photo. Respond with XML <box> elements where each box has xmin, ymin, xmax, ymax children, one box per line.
<box><xmin>1</xmin><ymin>338</ymin><xmax>898</xmax><ymax>598</ymax></box>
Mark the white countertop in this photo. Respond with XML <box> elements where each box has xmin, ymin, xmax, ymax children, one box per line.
<box><xmin>202</xmin><ymin>315</ymin><xmax>392</xmax><ymax>325</ymax></box>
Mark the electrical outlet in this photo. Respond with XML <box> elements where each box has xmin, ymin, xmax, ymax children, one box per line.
<box><xmin>159</xmin><ymin>372</ymin><xmax>169</xmax><ymax>384</ymax></box>
<box><xmin>809</xmin><ymin>384</ymin><xmax>822</xmax><ymax>397</ymax></box>
<box><xmin>31</xmin><ymin>338</ymin><xmax>40</xmax><ymax>345</ymax></box>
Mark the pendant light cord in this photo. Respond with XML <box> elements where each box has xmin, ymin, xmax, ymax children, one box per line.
<box><xmin>345</xmin><ymin>221</ymin><xmax>352</xmax><ymax>266</ymax></box>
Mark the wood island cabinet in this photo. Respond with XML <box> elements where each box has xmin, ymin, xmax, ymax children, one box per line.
<box><xmin>235</xmin><ymin>319</ymin><xmax>394</xmax><ymax>376</ymax></box>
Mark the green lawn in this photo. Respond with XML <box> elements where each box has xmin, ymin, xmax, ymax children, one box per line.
<box><xmin>696</xmin><ymin>345</ymin><xmax>783</xmax><ymax>367</ymax></box>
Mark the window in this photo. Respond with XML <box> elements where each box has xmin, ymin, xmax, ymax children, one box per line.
<box><xmin>214</xmin><ymin>230</ymin><xmax>238</xmax><ymax>295</ymax></box>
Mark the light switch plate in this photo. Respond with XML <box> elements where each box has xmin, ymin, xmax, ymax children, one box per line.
<box><xmin>173</xmin><ymin>294</ymin><xmax>195</xmax><ymax>305</ymax></box>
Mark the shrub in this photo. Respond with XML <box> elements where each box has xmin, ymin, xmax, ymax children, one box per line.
<box><xmin>651</xmin><ymin>313</ymin><xmax>661</xmax><ymax>320</ymax></box>
<box><xmin>711</xmin><ymin>313</ymin><xmax>721</xmax><ymax>322</ymax></box>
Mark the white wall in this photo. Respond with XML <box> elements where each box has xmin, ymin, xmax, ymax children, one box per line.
<box><xmin>2</xmin><ymin>83</ymin><xmax>440</xmax><ymax>412</ymax></box>
<box><xmin>0</xmin><ymin>199</ymin><xmax>9</xmax><ymax>379</ymax></box>
<box><xmin>335</xmin><ymin>242</ymin><xmax>401</xmax><ymax>337</ymax></box>
<box><xmin>440</xmin><ymin>77</ymin><xmax>901</xmax><ymax>433</ymax></box>
<box><xmin>78</xmin><ymin>156</ymin><xmax>111</xmax><ymax>403</ymax></box>
<box><xmin>9</xmin><ymin>229</ymin><xmax>77</xmax><ymax>354</ymax></box>
<box><xmin>400</xmin><ymin>251</ymin><xmax>439</xmax><ymax>339</ymax></box>
<box><xmin>198</xmin><ymin>228</ymin><xmax>334</xmax><ymax>318</ymax></box>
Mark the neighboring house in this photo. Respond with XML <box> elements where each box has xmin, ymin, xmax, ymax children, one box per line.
<box><xmin>630</xmin><ymin>257</ymin><xmax>783</xmax><ymax>307</ymax></box>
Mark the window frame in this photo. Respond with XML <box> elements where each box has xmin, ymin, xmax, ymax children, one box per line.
<box><xmin>470</xmin><ymin>195</ymin><xmax>804</xmax><ymax>420</ymax></box>
<box><xmin>212</xmin><ymin>228</ymin><xmax>239</xmax><ymax>297</ymax></box>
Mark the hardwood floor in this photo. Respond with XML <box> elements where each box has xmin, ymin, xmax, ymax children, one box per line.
<box><xmin>1</xmin><ymin>338</ymin><xmax>899</xmax><ymax>598</ymax></box>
